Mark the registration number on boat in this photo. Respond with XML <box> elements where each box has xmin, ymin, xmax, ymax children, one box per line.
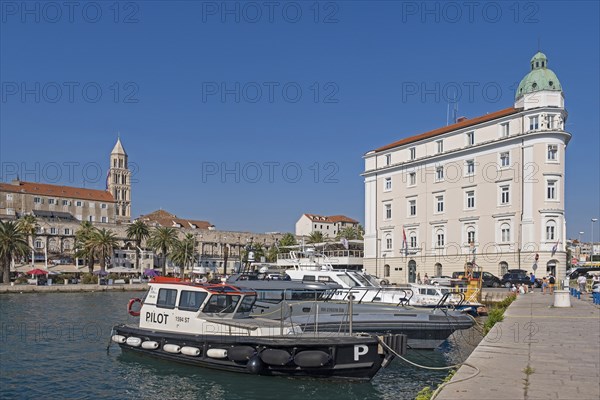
<box><xmin>175</xmin><ymin>316</ymin><xmax>190</xmax><ymax>323</ymax></box>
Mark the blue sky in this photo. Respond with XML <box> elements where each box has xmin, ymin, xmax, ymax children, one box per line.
<box><xmin>1</xmin><ymin>1</ymin><xmax>599</xmax><ymax>239</ymax></box>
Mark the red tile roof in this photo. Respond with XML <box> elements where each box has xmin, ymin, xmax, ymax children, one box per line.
<box><xmin>304</xmin><ymin>214</ymin><xmax>359</xmax><ymax>224</ymax></box>
<box><xmin>374</xmin><ymin>107</ymin><xmax>522</xmax><ymax>153</ymax></box>
<box><xmin>0</xmin><ymin>180</ymin><xmax>115</xmax><ymax>202</ymax></box>
<box><xmin>138</xmin><ymin>209</ymin><xmax>212</xmax><ymax>230</ymax></box>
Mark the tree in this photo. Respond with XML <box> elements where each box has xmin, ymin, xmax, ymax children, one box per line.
<box><xmin>0</xmin><ymin>221</ymin><xmax>30</xmax><ymax>283</ymax></box>
<box><xmin>16</xmin><ymin>214</ymin><xmax>37</xmax><ymax>267</ymax></box>
<box><xmin>337</xmin><ymin>225</ymin><xmax>364</xmax><ymax>241</ymax></box>
<box><xmin>126</xmin><ymin>220</ymin><xmax>150</xmax><ymax>273</ymax></box>
<box><xmin>307</xmin><ymin>231</ymin><xmax>325</xmax><ymax>244</ymax></box>
<box><xmin>170</xmin><ymin>233</ymin><xmax>196</xmax><ymax>279</ymax></box>
<box><xmin>75</xmin><ymin>221</ymin><xmax>96</xmax><ymax>273</ymax></box>
<box><xmin>85</xmin><ymin>228</ymin><xmax>119</xmax><ymax>273</ymax></box>
<box><xmin>147</xmin><ymin>227</ymin><xmax>177</xmax><ymax>276</ymax></box>
<box><xmin>278</xmin><ymin>233</ymin><xmax>297</xmax><ymax>248</ymax></box>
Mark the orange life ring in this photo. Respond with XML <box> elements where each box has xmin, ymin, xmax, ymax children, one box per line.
<box><xmin>128</xmin><ymin>298</ymin><xmax>142</xmax><ymax>316</ymax></box>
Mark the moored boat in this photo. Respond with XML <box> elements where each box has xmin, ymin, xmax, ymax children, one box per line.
<box><xmin>111</xmin><ymin>278</ymin><xmax>405</xmax><ymax>381</ymax></box>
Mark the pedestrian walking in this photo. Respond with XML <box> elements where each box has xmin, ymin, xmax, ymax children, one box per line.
<box><xmin>577</xmin><ymin>274</ymin><xmax>587</xmax><ymax>293</ymax></box>
<box><xmin>548</xmin><ymin>274</ymin><xmax>555</xmax><ymax>294</ymax></box>
<box><xmin>529</xmin><ymin>272</ymin><xmax>536</xmax><ymax>293</ymax></box>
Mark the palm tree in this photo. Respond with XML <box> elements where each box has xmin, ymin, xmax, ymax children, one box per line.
<box><xmin>336</xmin><ymin>226</ymin><xmax>364</xmax><ymax>241</ymax></box>
<box><xmin>16</xmin><ymin>214</ymin><xmax>37</xmax><ymax>267</ymax></box>
<box><xmin>126</xmin><ymin>220</ymin><xmax>150</xmax><ymax>273</ymax></box>
<box><xmin>75</xmin><ymin>221</ymin><xmax>96</xmax><ymax>273</ymax></box>
<box><xmin>0</xmin><ymin>221</ymin><xmax>31</xmax><ymax>283</ymax></box>
<box><xmin>85</xmin><ymin>228</ymin><xmax>119</xmax><ymax>273</ymax></box>
<box><xmin>307</xmin><ymin>231</ymin><xmax>325</xmax><ymax>244</ymax></box>
<box><xmin>147</xmin><ymin>227</ymin><xmax>177</xmax><ymax>276</ymax></box>
<box><xmin>170</xmin><ymin>234</ymin><xmax>196</xmax><ymax>279</ymax></box>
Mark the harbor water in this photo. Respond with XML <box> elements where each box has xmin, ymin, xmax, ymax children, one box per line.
<box><xmin>0</xmin><ymin>292</ymin><xmax>483</xmax><ymax>399</ymax></box>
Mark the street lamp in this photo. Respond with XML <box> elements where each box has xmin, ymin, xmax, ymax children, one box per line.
<box><xmin>579</xmin><ymin>232</ymin><xmax>584</xmax><ymax>261</ymax></box>
<box><xmin>592</xmin><ymin>219</ymin><xmax>598</xmax><ymax>262</ymax></box>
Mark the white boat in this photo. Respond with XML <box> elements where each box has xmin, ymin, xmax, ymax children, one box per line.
<box><xmin>111</xmin><ymin>277</ymin><xmax>405</xmax><ymax>381</ymax></box>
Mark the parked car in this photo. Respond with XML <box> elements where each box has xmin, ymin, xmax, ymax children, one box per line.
<box><xmin>429</xmin><ymin>275</ymin><xmax>453</xmax><ymax>286</ymax></box>
<box><xmin>451</xmin><ymin>271</ymin><xmax>502</xmax><ymax>288</ymax></box>
<box><xmin>501</xmin><ymin>272</ymin><xmax>540</xmax><ymax>288</ymax></box>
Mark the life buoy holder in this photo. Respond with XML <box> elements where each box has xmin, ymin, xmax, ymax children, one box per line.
<box><xmin>128</xmin><ymin>298</ymin><xmax>142</xmax><ymax>316</ymax></box>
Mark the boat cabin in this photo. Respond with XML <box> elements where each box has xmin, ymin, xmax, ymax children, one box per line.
<box><xmin>138</xmin><ymin>279</ymin><xmax>300</xmax><ymax>336</ymax></box>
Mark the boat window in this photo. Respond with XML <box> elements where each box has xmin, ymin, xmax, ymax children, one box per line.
<box><xmin>257</xmin><ymin>290</ymin><xmax>284</xmax><ymax>304</ymax></box>
<box><xmin>318</xmin><ymin>276</ymin><xmax>334</xmax><ymax>283</ymax></box>
<box><xmin>178</xmin><ymin>290</ymin><xmax>208</xmax><ymax>312</ymax></box>
<box><xmin>157</xmin><ymin>288</ymin><xmax>177</xmax><ymax>309</ymax></box>
<box><xmin>202</xmin><ymin>294</ymin><xmax>241</xmax><ymax>314</ymax></box>
<box><xmin>303</xmin><ymin>275</ymin><xmax>316</xmax><ymax>282</ymax></box>
<box><xmin>238</xmin><ymin>295</ymin><xmax>256</xmax><ymax>313</ymax></box>
<box><xmin>426</xmin><ymin>289</ymin><xmax>438</xmax><ymax>296</ymax></box>
<box><xmin>349</xmin><ymin>272</ymin><xmax>375</xmax><ymax>287</ymax></box>
<box><xmin>336</xmin><ymin>274</ymin><xmax>357</xmax><ymax>287</ymax></box>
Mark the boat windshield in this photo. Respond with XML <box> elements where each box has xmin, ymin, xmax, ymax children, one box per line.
<box><xmin>202</xmin><ymin>294</ymin><xmax>241</xmax><ymax>314</ymax></box>
<box><xmin>349</xmin><ymin>272</ymin><xmax>376</xmax><ymax>287</ymax></box>
<box><xmin>237</xmin><ymin>295</ymin><xmax>256</xmax><ymax>313</ymax></box>
<box><xmin>336</xmin><ymin>273</ymin><xmax>359</xmax><ymax>287</ymax></box>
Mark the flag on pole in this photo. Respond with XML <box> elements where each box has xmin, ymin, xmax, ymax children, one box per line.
<box><xmin>340</xmin><ymin>238</ymin><xmax>349</xmax><ymax>250</ymax></box>
<box><xmin>551</xmin><ymin>238</ymin><xmax>560</xmax><ymax>257</ymax></box>
<box><xmin>402</xmin><ymin>228</ymin><xmax>408</xmax><ymax>256</ymax></box>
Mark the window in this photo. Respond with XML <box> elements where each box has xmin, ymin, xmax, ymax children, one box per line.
<box><xmin>385</xmin><ymin>234</ymin><xmax>392</xmax><ymax>250</ymax></box>
<box><xmin>384</xmin><ymin>177</ymin><xmax>392</xmax><ymax>191</ymax></box>
<box><xmin>500</xmin><ymin>152</ymin><xmax>510</xmax><ymax>167</ymax></box>
<box><xmin>529</xmin><ymin>116</ymin><xmax>539</xmax><ymax>130</ymax></box>
<box><xmin>435</xmin><ymin>195</ymin><xmax>444</xmax><ymax>213</ymax></box>
<box><xmin>179</xmin><ymin>290</ymin><xmax>208</xmax><ymax>312</ymax></box>
<box><xmin>500</xmin><ymin>185</ymin><xmax>510</xmax><ymax>205</ymax></box>
<box><xmin>500</xmin><ymin>123</ymin><xmax>509</xmax><ymax>137</ymax></box>
<box><xmin>467</xmin><ymin>227</ymin><xmax>476</xmax><ymax>245</ymax></box>
<box><xmin>101</xmin><ymin>203</ymin><xmax>107</xmax><ymax>209</ymax></box>
<box><xmin>547</xmin><ymin>145</ymin><xmax>558</xmax><ymax>161</ymax></box>
<box><xmin>385</xmin><ymin>154</ymin><xmax>391</xmax><ymax>166</ymax></box>
<box><xmin>50</xmin><ymin>227</ymin><xmax>57</xmax><ymax>234</ymax></box>
<box><xmin>64</xmin><ymin>228</ymin><xmax>71</xmax><ymax>235</ymax></box>
<box><xmin>6</xmin><ymin>194</ymin><xmax>13</xmax><ymax>201</ymax></box>
<box><xmin>6</xmin><ymin>208</ymin><xmax>14</xmax><ymax>215</ymax></box>
<box><xmin>466</xmin><ymin>160</ymin><xmax>475</xmax><ymax>176</ymax></box>
<box><xmin>409</xmin><ymin>199</ymin><xmax>417</xmax><ymax>216</ymax></box>
<box><xmin>88</xmin><ymin>216</ymin><xmax>95</xmax><ymax>222</ymax></box>
<box><xmin>547</xmin><ymin>115</ymin><xmax>555</xmax><ymax>129</ymax></box>
<box><xmin>435</xmin><ymin>166</ymin><xmax>444</xmax><ymax>182</ymax></box>
<box><xmin>410</xmin><ymin>232</ymin><xmax>417</xmax><ymax>248</ymax></box>
<box><xmin>203</xmin><ymin>294</ymin><xmax>241</xmax><ymax>314</ymax></box>
<box><xmin>62</xmin><ymin>200</ymin><xmax>69</xmax><ymax>206</ymax></box>
<box><xmin>35</xmin><ymin>240</ymin><xmax>43</xmax><ymax>249</ymax></box>
<box><xmin>466</xmin><ymin>191</ymin><xmax>475</xmax><ymax>209</ymax></box>
<box><xmin>409</xmin><ymin>147</ymin><xmax>416</xmax><ymax>160</ymax></box>
<box><xmin>384</xmin><ymin>203</ymin><xmax>392</xmax><ymax>220</ymax></box>
<box><xmin>547</xmin><ymin>180</ymin><xmax>556</xmax><ymax>200</ymax></box>
<box><xmin>48</xmin><ymin>198</ymin><xmax>55</xmax><ymax>205</ymax></box>
<box><xmin>34</xmin><ymin>197</ymin><xmax>42</xmax><ymax>204</ymax></box>
<box><xmin>101</xmin><ymin>217</ymin><xmax>107</xmax><ymax>223</ymax></box>
<box><xmin>409</xmin><ymin>172</ymin><xmax>416</xmax><ymax>186</ymax></box>
<box><xmin>436</xmin><ymin>140</ymin><xmax>443</xmax><ymax>153</ymax></box>
<box><xmin>501</xmin><ymin>223</ymin><xmax>511</xmax><ymax>242</ymax></box>
<box><xmin>546</xmin><ymin>220</ymin><xmax>556</xmax><ymax>241</ymax></box>
<box><xmin>466</xmin><ymin>131</ymin><xmax>474</xmax><ymax>146</ymax></box>
<box><xmin>76</xmin><ymin>201</ymin><xmax>83</xmax><ymax>207</ymax></box>
<box><xmin>436</xmin><ymin>230</ymin><xmax>445</xmax><ymax>247</ymax></box>
<box><xmin>157</xmin><ymin>288</ymin><xmax>178</xmax><ymax>309</ymax></box>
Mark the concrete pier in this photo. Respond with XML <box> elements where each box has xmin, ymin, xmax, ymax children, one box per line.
<box><xmin>0</xmin><ymin>283</ymin><xmax>148</xmax><ymax>294</ymax></box>
<box><xmin>437</xmin><ymin>291</ymin><xmax>600</xmax><ymax>400</ymax></box>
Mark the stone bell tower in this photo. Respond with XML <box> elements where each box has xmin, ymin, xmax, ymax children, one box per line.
<box><xmin>108</xmin><ymin>137</ymin><xmax>131</xmax><ymax>223</ymax></box>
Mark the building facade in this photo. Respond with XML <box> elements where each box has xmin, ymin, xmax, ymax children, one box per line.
<box><xmin>296</xmin><ymin>213</ymin><xmax>360</xmax><ymax>238</ymax></box>
<box><xmin>107</xmin><ymin>137</ymin><xmax>132</xmax><ymax>223</ymax></box>
<box><xmin>363</xmin><ymin>52</ymin><xmax>570</xmax><ymax>283</ymax></box>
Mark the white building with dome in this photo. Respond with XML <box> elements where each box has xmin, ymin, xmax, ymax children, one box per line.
<box><xmin>362</xmin><ymin>52</ymin><xmax>570</xmax><ymax>284</ymax></box>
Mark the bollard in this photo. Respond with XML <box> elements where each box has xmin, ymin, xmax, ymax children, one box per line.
<box><xmin>576</xmin><ymin>291</ymin><xmax>581</xmax><ymax>299</ymax></box>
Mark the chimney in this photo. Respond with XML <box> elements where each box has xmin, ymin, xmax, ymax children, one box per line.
<box><xmin>456</xmin><ymin>116</ymin><xmax>468</xmax><ymax>123</ymax></box>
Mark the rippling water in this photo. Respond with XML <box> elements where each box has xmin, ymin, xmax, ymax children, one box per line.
<box><xmin>0</xmin><ymin>292</ymin><xmax>482</xmax><ymax>399</ymax></box>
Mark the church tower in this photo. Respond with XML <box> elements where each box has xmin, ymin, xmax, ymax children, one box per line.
<box><xmin>108</xmin><ymin>137</ymin><xmax>131</xmax><ymax>223</ymax></box>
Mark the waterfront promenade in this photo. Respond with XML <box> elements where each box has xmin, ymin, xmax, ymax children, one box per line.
<box><xmin>0</xmin><ymin>283</ymin><xmax>148</xmax><ymax>293</ymax></box>
<box><xmin>437</xmin><ymin>291</ymin><xmax>600</xmax><ymax>400</ymax></box>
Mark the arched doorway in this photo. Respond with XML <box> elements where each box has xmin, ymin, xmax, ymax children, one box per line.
<box><xmin>435</xmin><ymin>263</ymin><xmax>443</xmax><ymax>277</ymax></box>
<box><xmin>384</xmin><ymin>264</ymin><xmax>390</xmax><ymax>278</ymax></box>
<box><xmin>547</xmin><ymin>260</ymin><xmax>557</xmax><ymax>276</ymax></box>
<box><xmin>408</xmin><ymin>260</ymin><xmax>417</xmax><ymax>283</ymax></box>
<box><xmin>499</xmin><ymin>261</ymin><xmax>509</xmax><ymax>276</ymax></box>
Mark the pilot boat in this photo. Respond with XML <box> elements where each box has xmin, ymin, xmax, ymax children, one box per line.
<box><xmin>227</xmin><ymin>273</ymin><xmax>474</xmax><ymax>350</ymax></box>
<box><xmin>111</xmin><ymin>278</ymin><xmax>405</xmax><ymax>381</ymax></box>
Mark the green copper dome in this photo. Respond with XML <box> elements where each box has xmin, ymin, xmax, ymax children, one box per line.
<box><xmin>515</xmin><ymin>52</ymin><xmax>562</xmax><ymax>100</ymax></box>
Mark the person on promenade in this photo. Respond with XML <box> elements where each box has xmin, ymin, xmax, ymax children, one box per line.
<box><xmin>417</xmin><ymin>272</ymin><xmax>421</xmax><ymax>284</ymax></box>
<box><xmin>548</xmin><ymin>274</ymin><xmax>555</xmax><ymax>294</ymax></box>
<box><xmin>423</xmin><ymin>273</ymin><xmax>430</xmax><ymax>285</ymax></box>
<box><xmin>519</xmin><ymin>284</ymin><xmax>526</xmax><ymax>295</ymax></box>
<box><xmin>542</xmin><ymin>277</ymin><xmax>548</xmax><ymax>294</ymax></box>
<box><xmin>529</xmin><ymin>272</ymin><xmax>536</xmax><ymax>293</ymax></box>
<box><xmin>577</xmin><ymin>274</ymin><xmax>587</xmax><ymax>293</ymax></box>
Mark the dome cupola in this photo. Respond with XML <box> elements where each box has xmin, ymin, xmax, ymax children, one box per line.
<box><xmin>515</xmin><ymin>51</ymin><xmax>562</xmax><ymax>100</ymax></box>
